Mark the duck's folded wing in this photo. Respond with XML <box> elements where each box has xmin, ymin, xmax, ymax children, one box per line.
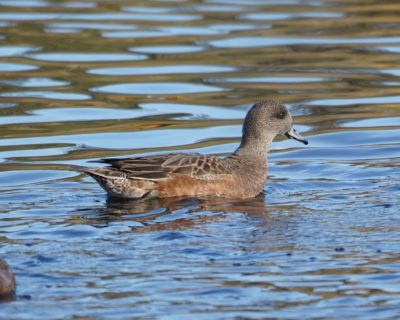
<box><xmin>99</xmin><ymin>153</ymin><xmax>232</xmax><ymax>181</ymax></box>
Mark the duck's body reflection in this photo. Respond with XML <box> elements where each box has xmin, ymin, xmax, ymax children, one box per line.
<box><xmin>106</xmin><ymin>193</ymin><xmax>269</xmax><ymax>215</ymax></box>
<box><xmin>74</xmin><ymin>193</ymin><xmax>272</xmax><ymax>232</ymax></box>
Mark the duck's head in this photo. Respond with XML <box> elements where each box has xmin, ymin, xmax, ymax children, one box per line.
<box><xmin>238</xmin><ymin>99</ymin><xmax>308</xmax><ymax>154</ymax></box>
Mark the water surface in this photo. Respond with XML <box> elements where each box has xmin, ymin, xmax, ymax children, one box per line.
<box><xmin>0</xmin><ymin>0</ymin><xmax>400</xmax><ymax>319</ymax></box>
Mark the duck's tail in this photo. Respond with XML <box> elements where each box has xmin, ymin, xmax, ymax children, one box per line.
<box><xmin>83</xmin><ymin>167</ymin><xmax>154</xmax><ymax>199</ymax></box>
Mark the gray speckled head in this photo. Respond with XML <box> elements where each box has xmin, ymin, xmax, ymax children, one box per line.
<box><xmin>235</xmin><ymin>99</ymin><xmax>307</xmax><ymax>156</ymax></box>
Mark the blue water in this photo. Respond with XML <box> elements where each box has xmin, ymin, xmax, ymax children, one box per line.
<box><xmin>0</xmin><ymin>0</ymin><xmax>399</xmax><ymax>319</ymax></box>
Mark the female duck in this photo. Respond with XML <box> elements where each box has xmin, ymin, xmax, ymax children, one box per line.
<box><xmin>85</xmin><ymin>99</ymin><xmax>308</xmax><ymax>199</ymax></box>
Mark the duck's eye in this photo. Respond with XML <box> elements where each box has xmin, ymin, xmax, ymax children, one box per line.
<box><xmin>275</xmin><ymin>110</ymin><xmax>287</xmax><ymax>119</ymax></box>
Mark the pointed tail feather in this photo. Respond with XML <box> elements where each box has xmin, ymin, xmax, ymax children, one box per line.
<box><xmin>83</xmin><ymin>167</ymin><xmax>154</xmax><ymax>199</ymax></box>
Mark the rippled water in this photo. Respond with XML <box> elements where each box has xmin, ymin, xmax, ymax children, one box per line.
<box><xmin>1</xmin><ymin>0</ymin><xmax>400</xmax><ymax>318</ymax></box>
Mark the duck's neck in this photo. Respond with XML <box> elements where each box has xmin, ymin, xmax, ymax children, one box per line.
<box><xmin>234</xmin><ymin>134</ymin><xmax>274</xmax><ymax>159</ymax></box>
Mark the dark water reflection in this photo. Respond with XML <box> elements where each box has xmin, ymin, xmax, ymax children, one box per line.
<box><xmin>0</xmin><ymin>0</ymin><xmax>400</xmax><ymax>318</ymax></box>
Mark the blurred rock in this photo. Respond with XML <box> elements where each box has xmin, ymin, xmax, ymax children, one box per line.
<box><xmin>0</xmin><ymin>259</ymin><xmax>16</xmax><ymax>301</ymax></box>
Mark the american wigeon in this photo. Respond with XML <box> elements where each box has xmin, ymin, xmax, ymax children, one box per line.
<box><xmin>85</xmin><ymin>99</ymin><xmax>308</xmax><ymax>199</ymax></box>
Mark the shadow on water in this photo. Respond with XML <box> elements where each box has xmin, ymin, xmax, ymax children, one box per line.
<box><xmin>73</xmin><ymin>194</ymin><xmax>272</xmax><ymax>232</ymax></box>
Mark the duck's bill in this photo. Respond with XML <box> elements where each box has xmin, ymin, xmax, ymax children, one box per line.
<box><xmin>285</xmin><ymin>128</ymin><xmax>308</xmax><ymax>145</ymax></box>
